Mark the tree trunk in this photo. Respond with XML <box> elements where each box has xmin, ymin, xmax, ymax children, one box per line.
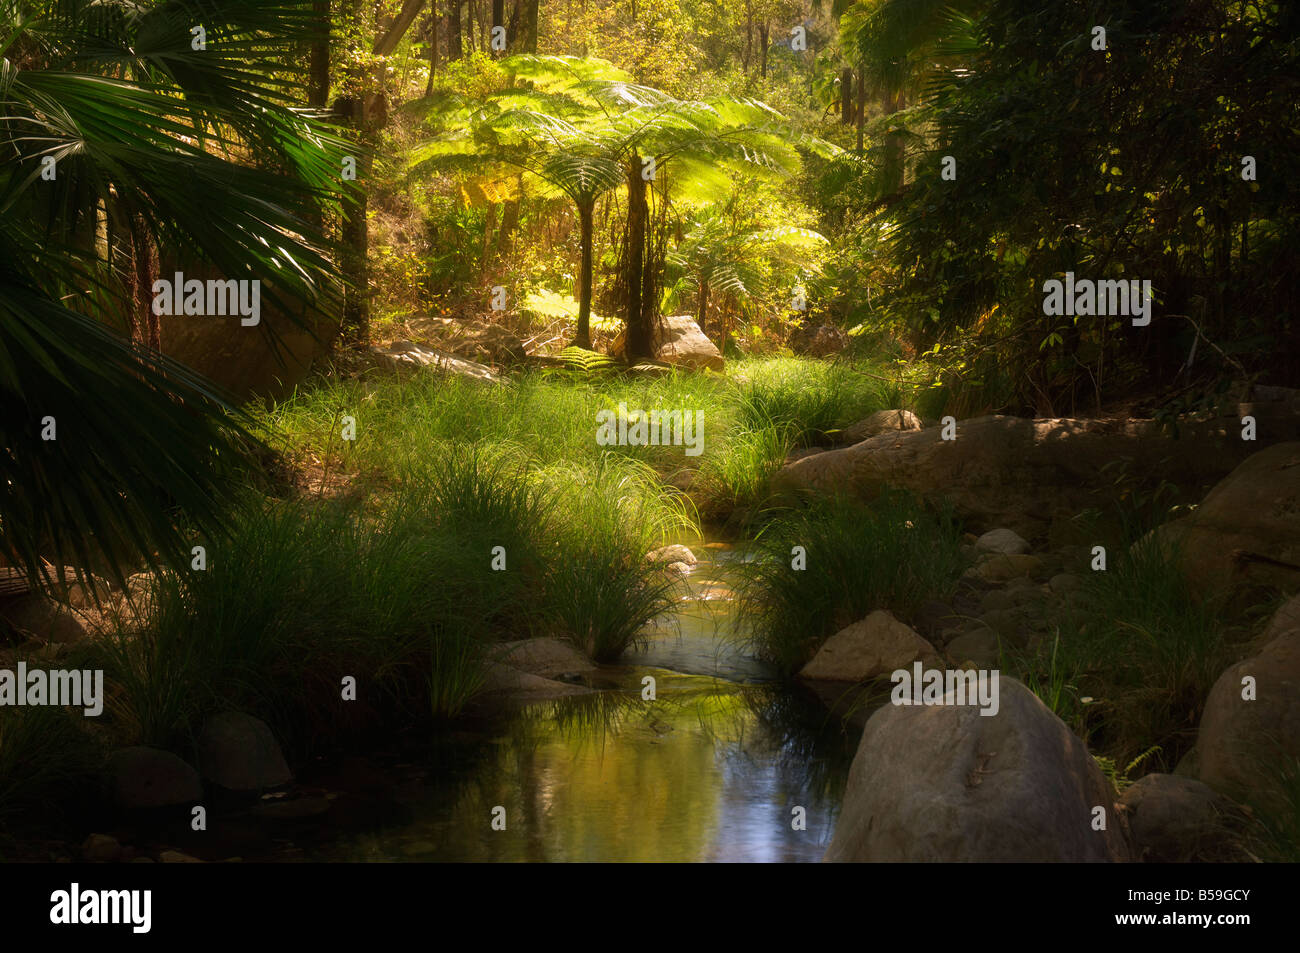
<box><xmin>374</xmin><ymin>0</ymin><xmax>428</xmax><ymax>57</ymax></box>
<box><xmin>309</xmin><ymin>1</ymin><xmax>330</xmax><ymax>108</ymax></box>
<box><xmin>840</xmin><ymin>67</ymin><xmax>853</xmax><ymax>123</ymax></box>
<box><xmin>574</xmin><ymin>197</ymin><xmax>594</xmax><ymax>348</ymax></box>
<box><xmin>743</xmin><ymin>14</ymin><xmax>752</xmax><ymax>74</ymax></box>
<box><xmin>491</xmin><ymin>0</ymin><xmax>504</xmax><ymax>55</ymax></box>
<box><xmin>624</xmin><ymin>155</ymin><xmax>653</xmax><ymax>361</ymax></box>
<box><xmin>759</xmin><ymin>23</ymin><xmax>769</xmax><ymax>79</ymax></box>
<box><xmin>497</xmin><ymin>178</ymin><xmax>520</xmax><ymax>255</ymax></box>
<box><xmin>520</xmin><ymin>0</ymin><xmax>539</xmax><ymax>53</ymax></box>
<box><xmin>856</xmin><ymin>68</ymin><xmax>866</xmax><ymax>153</ymax></box>
<box><xmin>448</xmin><ymin>0</ymin><xmax>462</xmax><ymax>59</ymax></box>
<box><xmin>128</xmin><ymin>214</ymin><xmax>160</xmax><ymax>351</ymax></box>
<box><xmin>340</xmin><ymin>148</ymin><xmax>371</xmax><ymax>345</ymax></box>
<box><xmin>424</xmin><ymin>2</ymin><xmax>440</xmax><ymax>95</ymax></box>
<box><xmin>696</xmin><ymin>278</ymin><xmax>709</xmax><ymax>337</ymax></box>
<box><xmin>881</xmin><ymin>88</ymin><xmax>907</xmax><ymax>194</ymax></box>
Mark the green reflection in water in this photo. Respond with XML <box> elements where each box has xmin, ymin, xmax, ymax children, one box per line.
<box><xmin>329</xmin><ymin>672</ymin><xmax>857</xmax><ymax>862</ymax></box>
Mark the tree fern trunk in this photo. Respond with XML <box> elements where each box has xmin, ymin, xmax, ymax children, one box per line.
<box><xmin>575</xmin><ymin>198</ymin><xmax>594</xmax><ymax>348</ymax></box>
<box><xmin>624</xmin><ymin>155</ymin><xmax>652</xmax><ymax>360</ymax></box>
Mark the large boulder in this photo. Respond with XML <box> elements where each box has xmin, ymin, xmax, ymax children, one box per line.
<box><xmin>799</xmin><ymin>610</ymin><xmax>939</xmax><ymax>683</ymax></box>
<box><xmin>0</xmin><ymin>595</ymin><xmax>86</xmax><ymax>645</ymax></box>
<box><xmin>776</xmin><ymin>415</ymin><xmax>1273</xmax><ymax>538</ymax></box>
<box><xmin>1144</xmin><ymin>442</ymin><xmax>1300</xmax><ymax>592</ymax></box>
<box><xmin>1117</xmin><ymin>774</ymin><xmax>1242</xmax><ymax>862</ymax></box>
<box><xmin>839</xmin><ymin>409</ymin><xmax>922</xmax><ymax>445</ymax></box>
<box><xmin>156</xmin><ymin>258</ymin><xmax>338</xmax><ymax>404</ymax></box>
<box><xmin>492</xmin><ymin>639</ymin><xmax>597</xmax><ymax>679</ymax></box>
<box><xmin>615</xmin><ymin>315</ymin><xmax>724</xmax><ymax>371</ymax></box>
<box><xmin>109</xmin><ymin>747</ymin><xmax>203</xmax><ymax>809</ymax></box>
<box><xmin>655</xmin><ymin>315</ymin><xmax>723</xmax><ymax>371</ymax></box>
<box><xmin>975</xmin><ymin>528</ymin><xmax>1031</xmax><ymax>556</ymax></box>
<box><xmin>369</xmin><ymin>340</ymin><xmax>501</xmax><ymax>382</ymax></box>
<box><xmin>196</xmin><ymin>712</ymin><xmax>292</xmax><ymax>792</ymax></box>
<box><xmin>791</xmin><ymin>323</ymin><xmax>848</xmax><ymax>358</ymax></box>
<box><xmin>1195</xmin><ymin>595</ymin><xmax>1300</xmax><ymax>812</ymax></box>
<box><xmin>646</xmin><ymin>544</ymin><xmax>697</xmax><ymax>567</ymax></box>
<box><xmin>478</xmin><ymin>663</ymin><xmax>592</xmax><ymax>701</ymax></box>
<box><xmin>825</xmin><ymin>678</ymin><xmax>1130</xmax><ymax>861</ymax></box>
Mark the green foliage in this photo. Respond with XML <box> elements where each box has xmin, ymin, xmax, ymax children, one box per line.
<box><xmin>735</xmin><ymin>492</ymin><xmax>967</xmax><ymax>675</ymax></box>
<box><xmin>0</xmin><ymin>701</ymin><xmax>103</xmax><ymax>831</ymax></box>
<box><xmin>831</xmin><ymin>0</ymin><xmax>1300</xmax><ymax>410</ymax></box>
<box><xmin>1</xmin><ymin>0</ymin><xmax>349</xmax><ymax>589</ymax></box>
<box><xmin>555</xmin><ymin>345</ymin><xmax>621</xmax><ymax>372</ymax></box>
<box><xmin>1095</xmin><ymin>745</ymin><xmax>1163</xmax><ymax>794</ymax></box>
<box><xmin>1006</xmin><ymin>536</ymin><xmax>1237</xmax><ymax>771</ymax></box>
<box><xmin>736</xmin><ymin>355</ymin><xmax>884</xmax><ymax>446</ymax></box>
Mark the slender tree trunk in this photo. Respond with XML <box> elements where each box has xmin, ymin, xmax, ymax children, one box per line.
<box><xmin>841</xmin><ymin>67</ymin><xmax>853</xmax><ymax>123</ymax></box>
<box><xmin>339</xmin><ymin>0</ymin><xmax>372</xmax><ymax>349</ymax></box>
<box><xmin>107</xmin><ymin>210</ymin><xmax>136</xmax><ymax>343</ymax></box>
<box><xmin>856</xmin><ymin>68</ymin><xmax>866</xmax><ymax>153</ymax></box>
<box><xmin>374</xmin><ymin>0</ymin><xmax>428</xmax><ymax>57</ymax></box>
<box><xmin>520</xmin><ymin>0</ymin><xmax>538</xmax><ymax>52</ymax></box>
<box><xmin>881</xmin><ymin>88</ymin><xmax>907</xmax><ymax>194</ymax></box>
<box><xmin>697</xmin><ymin>279</ymin><xmax>709</xmax><ymax>337</ymax></box>
<box><xmin>497</xmin><ymin>176</ymin><xmax>520</xmax><ymax>255</ymax></box>
<box><xmin>448</xmin><ymin>0</ymin><xmax>462</xmax><ymax>59</ymax></box>
<box><xmin>743</xmin><ymin>14</ymin><xmax>752</xmax><ymax>74</ymax></box>
<box><xmin>759</xmin><ymin>23</ymin><xmax>769</xmax><ymax>79</ymax></box>
<box><xmin>491</xmin><ymin>0</ymin><xmax>504</xmax><ymax>54</ymax></box>
<box><xmin>574</xmin><ymin>197</ymin><xmax>594</xmax><ymax>348</ymax></box>
<box><xmin>309</xmin><ymin>1</ymin><xmax>331</xmax><ymax>108</ymax></box>
<box><xmin>480</xmin><ymin>201</ymin><xmax>497</xmax><ymax>277</ymax></box>
<box><xmin>128</xmin><ymin>215</ymin><xmax>160</xmax><ymax>351</ymax></box>
<box><xmin>624</xmin><ymin>154</ymin><xmax>652</xmax><ymax>360</ymax></box>
<box><xmin>424</xmin><ymin>2</ymin><xmax>440</xmax><ymax>95</ymax></box>
<box><xmin>340</xmin><ymin>151</ymin><xmax>371</xmax><ymax>344</ymax></box>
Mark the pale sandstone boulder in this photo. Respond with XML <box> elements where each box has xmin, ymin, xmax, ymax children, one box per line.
<box><xmin>825</xmin><ymin>678</ymin><xmax>1129</xmax><ymax>862</ymax></box>
<box><xmin>799</xmin><ymin>610</ymin><xmax>938</xmax><ymax>682</ymax></box>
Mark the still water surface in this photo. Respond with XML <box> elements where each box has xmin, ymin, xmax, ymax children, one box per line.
<box><xmin>315</xmin><ymin>549</ymin><xmax>860</xmax><ymax>862</ymax></box>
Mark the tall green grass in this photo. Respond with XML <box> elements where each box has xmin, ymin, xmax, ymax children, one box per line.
<box><xmin>734</xmin><ymin>492</ymin><xmax>968</xmax><ymax>674</ymax></box>
<box><xmin>1001</xmin><ymin>536</ymin><xmax>1236</xmax><ymax>771</ymax></box>
<box><xmin>252</xmin><ymin>356</ymin><xmax>900</xmax><ymax>520</ymax></box>
<box><xmin>0</xmin><ymin>704</ymin><xmax>103</xmax><ymax>833</ymax></box>
<box><xmin>735</xmin><ymin>357</ymin><xmax>885</xmax><ymax>447</ymax></box>
<box><xmin>542</xmin><ymin>457</ymin><xmax>692</xmax><ymax>660</ymax></box>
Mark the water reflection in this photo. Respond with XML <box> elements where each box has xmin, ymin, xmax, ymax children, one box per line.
<box><xmin>316</xmin><ymin>545</ymin><xmax>858</xmax><ymax>862</ymax></box>
<box><xmin>322</xmin><ymin>675</ymin><xmax>856</xmax><ymax>862</ymax></box>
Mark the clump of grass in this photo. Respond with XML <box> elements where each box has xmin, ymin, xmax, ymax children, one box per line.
<box><xmin>1245</xmin><ymin>756</ymin><xmax>1300</xmax><ymax>862</ymax></box>
<box><xmin>734</xmin><ymin>491</ymin><xmax>967</xmax><ymax>675</ymax></box>
<box><xmin>1018</xmin><ymin>537</ymin><xmax>1237</xmax><ymax>771</ymax></box>
<box><xmin>0</xmin><ymin>702</ymin><xmax>104</xmax><ymax>833</ymax></box>
<box><xmin>542</xmin><ymin>456</ymin><xmax>695</xmax><ymax>661</ymax></box>
<box><xmin>1094</xmin><ymin>745</ymin><xmax>1163</xmax><ymax>795</ymax></box>
<box><xmin>696</xmin><ymin>415</ymin><xmax>792</xmax><ymax>515</ymax></box>
<box><xmin>736</xmin><ymin>357</ymin><xmax>884</xmax><ymax>447</ymax></box>
<box><xmin>1000</xmin><ymin>633</ymin><xmax>1087</xmax><ymax>733</ymax></box>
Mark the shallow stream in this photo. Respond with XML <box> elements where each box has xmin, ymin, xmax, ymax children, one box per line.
<box><xmin>299</xmin><ymin>547</ymin><xmax>860</xmax><ymax>862</ymax></box>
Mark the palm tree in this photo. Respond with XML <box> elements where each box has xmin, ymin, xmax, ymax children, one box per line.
<box><xmin>840</xmin><ymin>0</ymin><xmax>984</xmax><ymax>195</ymax></box>
<box><xmin>412</xmin><ymin>54</ymin><xmax>836</xmax><ymax>355</ymax></box>
<box><xmin>666</xmin><ymin>207</ymin><xmax>827</xmax><ymax>338</ymax></box>
<box><xmin>1</xmin><ymin>0</ymin><xmax>351</xmax><ymax>589</ymax></box>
